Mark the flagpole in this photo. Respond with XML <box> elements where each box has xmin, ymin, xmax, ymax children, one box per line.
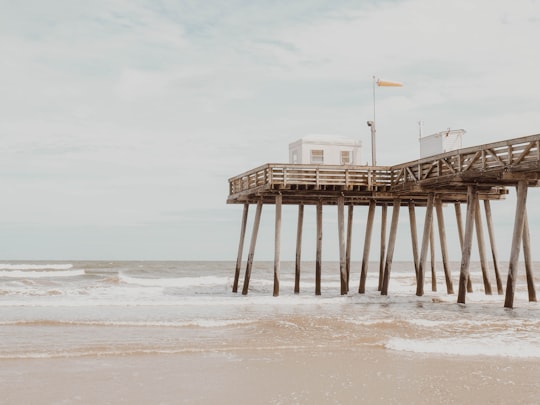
<box><xmin>368</xmin><ymin>76</ymin><xmax>403</xmax><ymax>166</ymax></box>
<box><xmin>369</xmin><ymin>76</ymin><xmax>377</xmax><ymax>166</ymax></box>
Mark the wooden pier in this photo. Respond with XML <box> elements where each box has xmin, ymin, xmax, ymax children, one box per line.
<box><xmin>227</xmin><ymin>134</ymin><xmax>540</xmax><ymax>308</ymax></box>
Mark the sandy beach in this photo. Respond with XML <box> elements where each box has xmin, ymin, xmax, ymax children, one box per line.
<box><xmin>2</xmin><ymin>261</ymin><xmax>540</xmax><ymax>404</ymax></box>
<box><xmin>2</xmin><ymin>346</ymin><xmax>540</xmax><ymax>404</ymax></box>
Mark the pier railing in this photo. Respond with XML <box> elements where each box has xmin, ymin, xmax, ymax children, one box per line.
<box><xmin>229</xmin><ymin>164</ymin><xmax>392</xmax><ymax>195</ymax></box>
<box><xmin>229</xmin><ymin>134</ymin><xmax>540</xmax><ymax>198</ymax></box>
<box><xmin>389</xmin><ymin>134</ymin><xmax>540</xmax><ymax>188</ymax></box>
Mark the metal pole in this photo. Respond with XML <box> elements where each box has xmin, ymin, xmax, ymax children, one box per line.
<box><xmin>370</xmin><ymin>76</ymin><xmax>377</xmax><ymax>166</ymax></box>
<box><xmin>370</xmin><ymin>122</ymin><xmax>376</xmax><ymax>166</ymax></box>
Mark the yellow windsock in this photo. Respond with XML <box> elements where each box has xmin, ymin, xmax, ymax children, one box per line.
<box><xmin>376</xmin><ymin>79</ymin><xmax>403</xmax><ymax>87</ymax></box>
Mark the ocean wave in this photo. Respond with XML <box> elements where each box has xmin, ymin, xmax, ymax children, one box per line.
<box><xmin>0</xmin><ymin>263</ymin><xmax>73</xmax><ymax>270</ymax></box>
<box><xmin>0</xmin><ymin>269</ymin><xmax>85</xmax><ymax>278</ymax></box>
<box><xmin>385</xmin><ymin>336</ymin><xmax>540</xmax><ymax>358</ymax></box>
<box><xmin>0</xmin><ymin>318</ymin><xmax>254</xmax><ymax>328</ymax></box>
<box><xmin>119</xmin><ymin>273</ymin><xmax>230</xmax><ymax>288</ymax></box>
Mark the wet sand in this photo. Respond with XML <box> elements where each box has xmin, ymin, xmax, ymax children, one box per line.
<box><xmin>2</xmin><ymin>346</ymin><xmax>540</xmax><ymax>404</ymax></box>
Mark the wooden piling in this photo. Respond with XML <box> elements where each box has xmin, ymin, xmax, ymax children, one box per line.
<box><xmin>505</xmin><ymin>181</ymin><xmax>528</xmax><ymax>308</ymax></box>
<box><xmin>430</xmin><ymin>221</ymin><xmax>437</xmax><ymax>292</ymax></box>
<box><xmin>474</xmin><ymin>198</ymin><xmax>492</xmax><ymax>295</ymax></box>
<box><xmin>458</xmin><ymin>187</ymin><xmax>478</xmax><ymax>304</ymax></box>
<box><xmin>522</xmin><ymin>208</ymin><xmax>537</xmax><ymax>302</ymax></box>
<box><xmin>416</xmin><ymin>194</ymin><xmax>434</xmax><ymax>297</ymax></box>
<box><xmin>273</xmin><ymin>194</ymin><xmax>282</xmax><ymax>297</ymax></box>
<box><xmin>378</xmin><ymin>203</ymin><xmax>388</xmax><ymax>291</ymax></box>
<box><xmin>345</xmin><ymin>205</ymin><xmax>353</xmax><ymax>293</ymax></box>
<box><xmin>294</xmin><ymin>204</ymin><xmax>304</xmax><ymax>294</ymax></box>
<box><xmin>338</xmin><ymin>196</ymin><xmax>347</xmax><ymax>295</ymax></box>
<box><xmin>233</xmin><ymin>203</ymin><xmax>249</xmax><ymax>293</ymax></box>
<box><xmin>316</xmin><ymin>202</ymin><xmax>323</xmax><ymax>296</ymax></box>
<box><xmin>381</xmin><ymin>199</ymin><xmax>401</xmax><ymax>295</ymax></box>
<box><xmin>483</xmin><ymin>200</ymin><xmax>503</xmax><ymax>294</ymax></box>
<box><xmin>455</xmin><ymin>202</ymin><xmax>473</xmax><ymax>293</ymax></box>
<box><xmin>359</xmin><ymin>200</ymin><xmax>376</xmax><ymax>294</ymax></box>
<box><xmin>408</xmin><ymin>202</ymin><xmax>420</xmax><ymax>281</ymax></box>
<box><xmin>455</xmin><ymin>202</ymin><xmax>464</xmax><ymax>250</ymax></box>
<box><xmin>242</xmin><ymin>200</ymin><xmax>263</xmax><ymax>295</ymax></box>
<box><xmin>435</xmin><ymin>199</ymin><xmax>454</xmax><ymax>294</ymax></box>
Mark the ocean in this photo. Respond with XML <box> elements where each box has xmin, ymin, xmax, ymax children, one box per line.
<box><xmin>1</xmin><ymin>260</ymin><xmax>540</xmax><ymax>403</ymax></box>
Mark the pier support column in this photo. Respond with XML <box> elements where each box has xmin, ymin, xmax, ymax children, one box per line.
<box><xmin>294</xmin><ymin>204</ymin><xmax>304</xmax><ymax>294</ymax></box>
<box><xmin>359</xmin><ymin>200</ymin><xmax>376</xmax><ymax>293</ymax></box>
<box><xmin>381</xmin><ymin>199</ymin><xmax>401</xmax><ymax>295</ymax></box>
<box><xmin>316</xmin><ymin>202</ymin><xmax>323</xmax><ymax>296</ymax></box>
<box><xmin>345</xmin><ymin>205</ymin><xmax>354</xmax><ymax>293</ymax></box>
<box><xmin>233</xmin><ymin>203</ymin><xmax>249</xmax><ymax>293</ymax></box>
<box><xmin>505</xmin><ymin>181</ymin><xmax>528</xmax><ymax>308</ymax></box>
<box><xmin>483</xmin><ymin>200</ymin><xmax>503</xmax><ymax>295</ymax></box>
<box><xmin>378</xmin><ymin>203</ymin><xmax>388</xmax><ymax>291</ymax></box>
<box><xmin>435</xmin><ymin>199</ymin><xmax>454</xmax><ymax>294</ymax></box>
<box><xmin>455</xmin><ymin>202</ymin><xmax>473</xmax><ymax>293</ymax></box>
<box><xmin>458</xmin><ymin>187</ymin><xmax>478</xmax><ymax>304</ymax></box>
<box><xmin>474</xmin><ymin>198</ymin><xmax>492</xmax><ymax>295</ymax></box>
<box><xmin>408</xmin><ymin>202</ymin><xmax>420</xmax><ymax>281</ymax></box>
<box><xmin>523</xmin><ymin>208</ymin><xmax>537</xmax><ymax>302</ymax></box>
<box><xmin>430</xmin><ymin>221</ymin><xmax>436</xmax><ymax>292</ymax></box>
<box><xmin>273</xmin><ymin>194</ymin><xmax>282</xmax><ymax>297</ymax></box>
<box><xmin>417</xmin><ymin>194</ymin><xmax>435</xmax><ymax>297</ymax></box>
<box><xmin>242</xmin><ymin>200</ymin><xmax>263</xmax><ymax>295</ymax></box>
<box><xmin>338</xmin><ymin>196</ymin><xmax>347</xmax><ymax>295</ymax></box>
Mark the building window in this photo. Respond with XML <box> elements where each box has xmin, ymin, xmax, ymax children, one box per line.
<box><xmin>292</xmin><ymin>151</ymin><xmax>298</xmax><ymax>164</ymax></box>
<box><xmin>311</xmin><ymin>149</ymin><xmax>324</xmax><ymax>164</ymax></box>
<box><xmin>341</xmin><ymin>150</ymin><xmax>351</xmax><ymax>165</ymax></box>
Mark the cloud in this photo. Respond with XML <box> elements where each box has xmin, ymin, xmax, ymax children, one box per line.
<box><xmin>0</xmin><ymin>0</ymin><xmax>539</xmax><ymax>259</ymax></box>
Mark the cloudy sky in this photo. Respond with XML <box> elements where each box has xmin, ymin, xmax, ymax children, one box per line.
<box><xmin>1</xmin><ymin>0</ymin><xmax>540</xmax><ymax>261</ymax></box>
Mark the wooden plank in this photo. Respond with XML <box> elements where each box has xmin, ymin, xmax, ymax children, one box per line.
<box><xmin>233</xmin><ymin>203</ymin><xmax>249</xmax><ymax>293</ymax></box>
<box><xmin>458</xmin><ymin>186</ymin><xmax>478</xmax><ymax>304</ymax></box>
<box><xmin>416</xmin><ymin>193</ymin><xmax>434</xmax><ymax>297</ymax></box>
<box><xmin>242</xmin><ymin>200</ymin><xmax>263</xmax><ymax>295</ymax></box>
<box><xmin>381</xmin><ymin>199</ymin><xmax>401</xmax><ymax>295</ymax></box>
<box><xmin>273</xmin><ymin>194</ymin><xmax>282</xmax><ymax>297</ymax></box>
<box><xmin>474</xmin><ymin>198</ymin><xmax>492</xmax><ymax>295</ymax></box>
<box><xmin>338</xmin><ymin>196</ymin><xmax>347</xmax><ymax>295</ymax></box>
<box><xmin>441</xmin><ymin>158</ymin><xmax>456</xmax><ymax>174</ymax></box>
<box><xmin>465</xmin><ymin>151</ymin><xmax>482</xmax><ymax>171</ymax></box>
<box><xmin>522</xmin><ymin>208</ymin><xmax>537</xmax><ymax>302</ymax></box>
<box><xmin>406</xmin><ymin>167</ymin><xmax>417</xmax><ymax>181</ymax></box>
<box><xmin>505</xmin><ymin>181</ymin><xmax>528</xmax><ymax>308</ymax></box>
<box><xmin>378</xmin><ymin>203</ymin><xmax>388</xmax><ymax>291</ymax></box>
<box><xmin>486</xmin><ymin>148</ymin><xmax>505</xmax><ymax>166</ymax></box>
<box><xmin>316</xmin><ymin>202</ymin><xmax>323</xmax><ymax>295</ymax></box>
<box><xmin>483</xmin><ymin>200</ymin><xmax>503</xmax><ymax>295</ymax></box>
<box><xmin>359</xmin><ymin>200</ymin><xmax>376</xmax><ymax>293</ymax></box>
<box><xmin>514</xmin><ymin>142</ymin><xmax>534</xmax><ymax>165</ymax></box>
<box><xmin>435</xmin><ymin>199</ymin><xmax>454</xmax><ymax>294</ymax></box>
<box><xmin>294</xmin><ymin>204</ymin><xmax>304</xmax><ymax>294</ymax></box>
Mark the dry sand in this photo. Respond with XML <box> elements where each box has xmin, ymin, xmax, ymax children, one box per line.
<box><xmin>1</xmin><ymin>346</ymin><xmax>540</xmax><ymax>404</ymax></box>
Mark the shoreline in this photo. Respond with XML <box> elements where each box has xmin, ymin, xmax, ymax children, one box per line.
<box><xmin>2</xmin><ymin>346</ymin><xmax>539</xmax><ymax>404</ymax></box>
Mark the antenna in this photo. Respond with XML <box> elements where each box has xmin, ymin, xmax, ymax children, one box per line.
<box><xmin>418</xmin><ymin>120</ymin><xmax>424</xmax><ymax>140</ymax></box>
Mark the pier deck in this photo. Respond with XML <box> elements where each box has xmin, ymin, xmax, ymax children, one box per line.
<box><xmin>227</xmin><ymin>134</ymin><xmax>540</xmax><ymax>308</ymax></box>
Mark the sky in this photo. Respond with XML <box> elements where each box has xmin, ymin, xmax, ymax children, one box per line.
<box><xmin>1</xmin><ymin>0</ymin><xmax>540</xmax><ymax>262</ymax></box>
